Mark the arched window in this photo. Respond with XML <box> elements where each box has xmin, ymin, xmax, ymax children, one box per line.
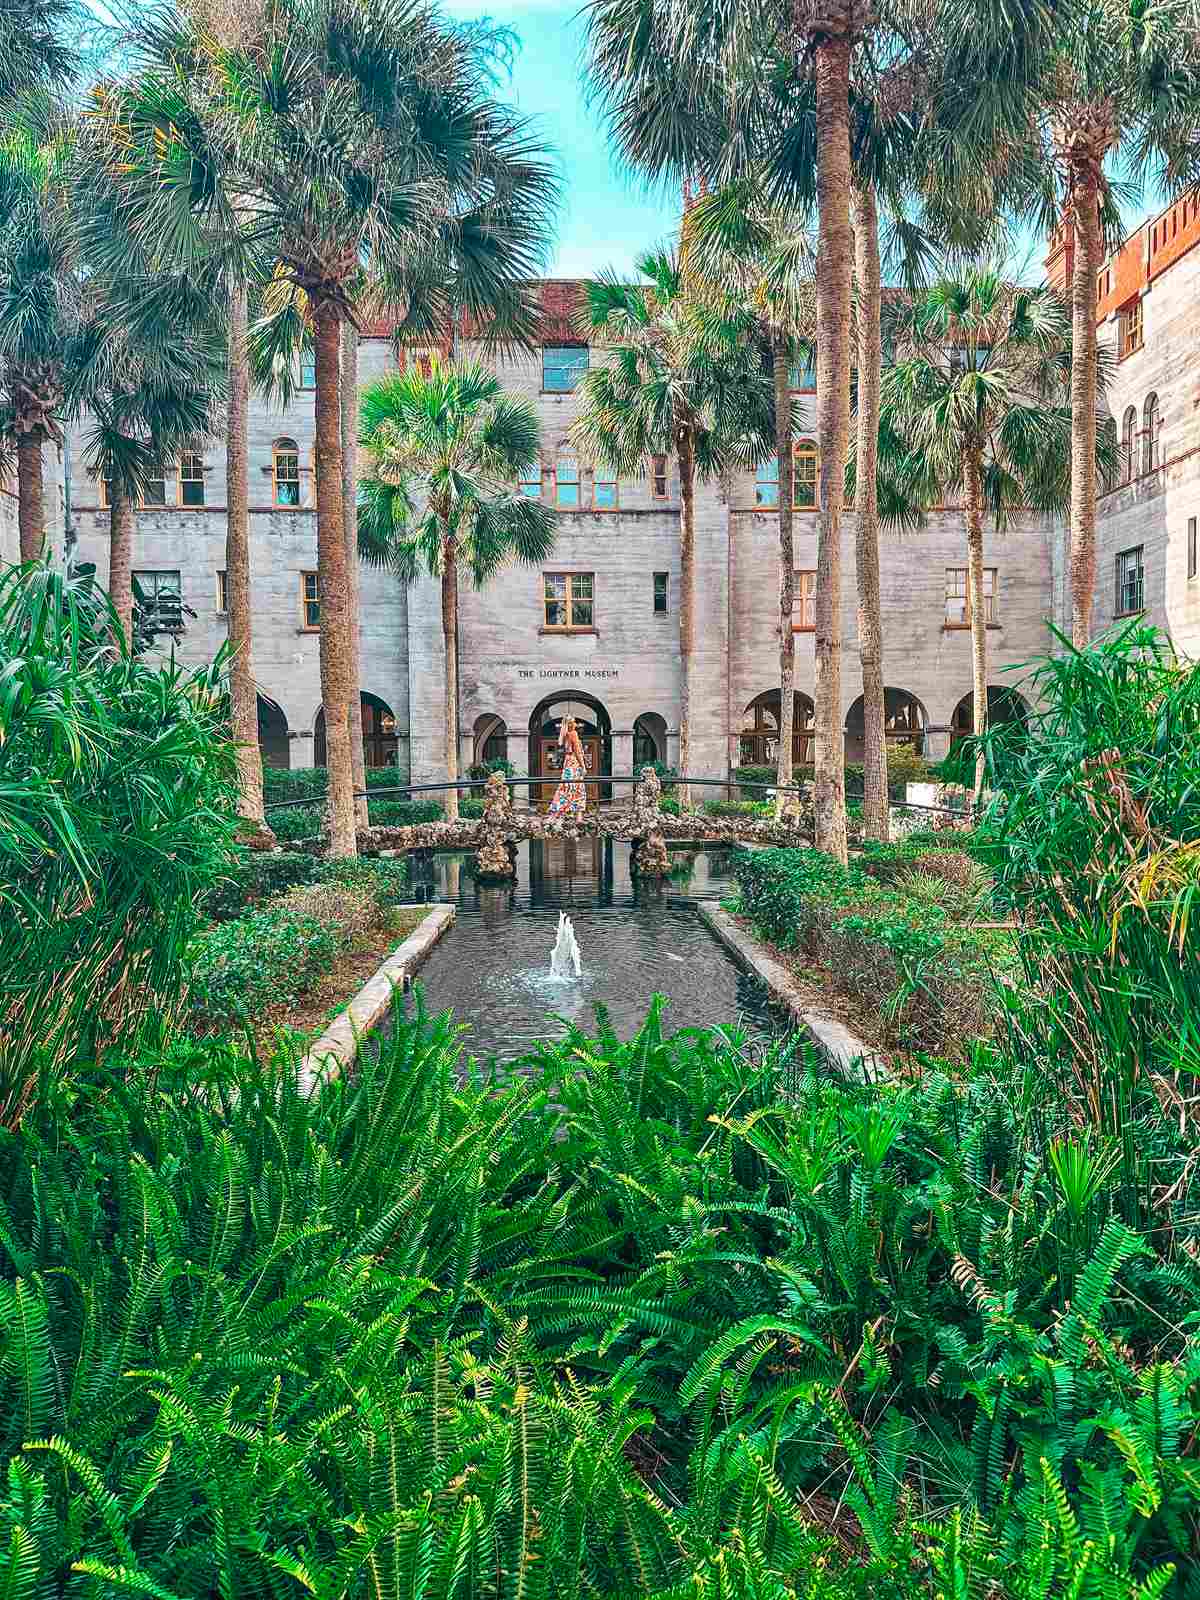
<box><xmin>755</xmin><ymin>456</ymin><xmax>779</xmax><ymax>508</ymax></box>
<box><xmin>1143</xmin><ymin>393</ymin><xmax>1161</xmax><ymax>474</ymax></box>
<box><xmin>1121</xmin><ymin>407</ymin><xmax>1136</xmax><ymax>482</ymax></box>
<box><xmin>794</xmin><ymin>438</ymin><xmax>818</xmax><ymax>508</ymax></box>
<box><xmin>740</xmin><ymin>690</ymin><xmax>815</xmax><ymax>768</ymax></box>
<box><xmin>273</xmin><ymin>438</ymin><xmax>300</xmax><ymax>507</ymax></box>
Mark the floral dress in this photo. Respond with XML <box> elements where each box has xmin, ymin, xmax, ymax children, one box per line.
<box><xmin>548</xmin><ymin>754</ymin><xmax>587</xmax><ymax>818</ymax></box>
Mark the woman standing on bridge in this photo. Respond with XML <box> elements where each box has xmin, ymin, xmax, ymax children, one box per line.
<box><xmin>548</xmin><ymin>715</ymin><xmax>588</xmax><ymax>819</ymax></box>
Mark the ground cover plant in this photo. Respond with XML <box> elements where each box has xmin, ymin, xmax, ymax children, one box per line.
<box><xmin>0</xmin><ymin>1005</ymin><xmax>1197</xmax><ymax>1597</ymax></box>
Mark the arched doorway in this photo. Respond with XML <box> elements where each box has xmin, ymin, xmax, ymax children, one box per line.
<box><xmin>314</xmin><ymin>692</ymin><xmax>399</xmax><ymax>768</ymax></box>
<box><xmin>950</xmin><ymin>687</ymin><xmax>1030</xmax><ymax>745</ymax></box>
<box><xmin>528</xmin><ymin>693</ymin><xmax>612</xmax><ymax>808</ymax></box>
<box><xmin>739</xmin><ymin>690</ymin><xmax>815</xmax><ymax>769</ymax></box>
<box><xmin>472</xmin><ymin>713</ymin><xmax>508</xmax><ymax>768</ymax></box>
<box><xmin>257</xmin><ymin>694</ymin><xmax>290</xmax><ymax>770</ymax></box>
<box><xmin>633</xmin><ymin>712</ymin><xmax>668</xmax><ymax>769</ymax></box>
<box><xmin>844</xmin><ymin>688</ymin><xmax>927</xmax><ymax>763</ymax></box>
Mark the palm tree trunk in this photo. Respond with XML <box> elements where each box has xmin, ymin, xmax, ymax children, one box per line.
<box><xmin>441</xmin><ymin>533</ymin><xmax>460</xmax><ymax>822</ymax></box>
<box><xmin>812</xmin><ymin>32</ymin><xmax>852</xmax><ymax>865</ymax></box>
<box><xmin>313</xmin><ymin>302</ymin><xmax>357</xmax><ymax>858</ymax></box>
<box><xmin>1069</xmin><ymin>165</ymin><xmax>1101</xmax><ymax>649</ymax></box>
<box><xmin>226</xmin><ymin>283</ymin><xmax>268</xmax><ymax>834</ymax></box>
<box><xmin>676</xmin><ymin>416</ymin><xmax>696</xmax><ymax>809</ymax></box>
<box><xmin>773</xmin><ymin>337</ymin><xmax>795</xmax><ymax>815</ymax></box>
<box><xmin>965</xmin><ymin>443</ymin><xmax>988</xmax><ymax>803</ymax></box>
<box><xmin>853</xmin><ymin>184</ymin><xmax>888</xmax><ymax>843</ymax></box>
<box><xmin>109</xmin><ymin>482</ymin><xmax>134</xmax><ymax>649</ymax></box>
<box><xmin>341</xmin><ymin>323</ymin><xmax>368</xmax><ymax>828</ymax></box>
<box><xmin>17</xmin><ymin>431</ymin><xmax>44</xmax><ymax>563</ymax></box>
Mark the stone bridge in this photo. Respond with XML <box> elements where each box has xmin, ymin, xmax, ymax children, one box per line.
<box><xmin>328</xmin><ymin>768</ymin><xmax>813</xmax><ymax>878</ymax></box>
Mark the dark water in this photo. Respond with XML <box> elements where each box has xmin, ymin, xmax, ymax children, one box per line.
<box><xmin>402</xmin><ymin>839</ymin><xmax>784</xmax><ymax>1063</ymax></box>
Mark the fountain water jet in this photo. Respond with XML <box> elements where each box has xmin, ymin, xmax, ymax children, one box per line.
<box><xmin>549</xmin><ymin>911</ymin><xmax>582</xmax><ymax>978</ymax></box>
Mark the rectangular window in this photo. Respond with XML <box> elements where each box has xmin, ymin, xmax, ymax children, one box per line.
<box><xmin>179</xmin><ymin>451</ymin><xmax>205</xmax><ymax>507</ymax></box>
<box><xmin>1119</xmin><ymin>298</ymin><xmax>1144</xmax><ymax>358</ymax></box>
<box><xmin>1190</xmin><ymin>517</ymin><xmax>1197</xmax><ymax>581</ymax></box>
<box><xmin>650</xmin><ymin>454</ymin><xmax>669</xmax><ymax>500</ymax></box>
<box><xmin>142</xmin><ymin>463</ymin><xmax>167</xmax><ymax>507</ymax></box>
<box><xmin>554</xmin><ymin>457</ymin><xmax>580</xmax><ymax>509</ymax></box>
<box><xmin>299</xmin><ymin>353</ymin><xmax>316</xmax><ymax>389</ymax></box>
<box><xmin>1115</xmin><ymin>546</ymin><xmax>1144</xmax><ymax>615</ymax></box>
<box><xmin>653</xmin><ymin>571</ymin><xmax>669</xmax><ymax>614</ymax></box>
<box><xmin>945</xmin><ymin>567</ymin><xmax>996</xmax><ymax>627</ymax></box>
<box><xmin>593</xmin><ymin>471</ymin><xmax>618</xmax><ymax>510</ymax></box>
<box><xmin>300</xmin><ymin>570</ymin><xmax>320</xmax><ymax>630</ymax></box>
<box><xmin>542</xmin><ymin>345</ymin><xmax>588</xmax><ymax>392</ymax></box>
<box><xmin>274</xmin><ymin>447</ymin><xmax>301</xmax><ymax>507</ymax></box>
<box><xmin>518</xmin><ymin>468</ymin><xmax>542</xmax><ymax>499</ymax></box>
<box><xmin>543</xmin><ymin>571</ymin><xmax>594</xmax><ymax>630</ymax></box>
<box><xmin>216</xmin><ymin>569</ymin><xmax>228</xmax><ymax>613</ymax></box>
<box><xmin>755</xmin><ymin>456</ymin><xmax>780</xmax><ymax>509</ymax></box>
<box><xmin>133</xmin><ymin>569</ymin><xmax>183</xmax><ymax>632</ymax></box>
<box><xmin>792</xmin><ymin>569</ymin><xmax>816</xmax><ymax>630</ymax></box>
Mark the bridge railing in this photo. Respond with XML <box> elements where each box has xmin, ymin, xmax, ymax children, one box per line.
<box><xmin>266</xmin><ymin>773</ymin><xmax>967</xmax><ymax>817</ymax></box>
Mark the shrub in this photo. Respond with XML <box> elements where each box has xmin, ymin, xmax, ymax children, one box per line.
<box><xmin>264</xmin><ymin>802</ymin><xmax>323</xmax><ymax>842</ymax></box>
<box><xmin>733</xmin><ymin>763</ymin><xmax>775</xmax><ymax>798</ymax></box>
<box><xmin>201</xmin><ymin>849</ymin><xmax>324</xmax><ymax>921</ymax></box>
<box><xmin>366</xmin><ymin>797</ymin><xmax>442</xmax><ymax>826</ymax></box>
<box><xmin>732</xmin><ymin>847</ymin><xmax>1003</xmax><ymax>1053</ymax></box>
<box><xmin>704</xmin><ymin>798</ymin><xmax>772</xmax><ymax>818</ymax></box>
<box><xmin>467</xmin><ymin>756</ymin><xmax>515</xmax><ymax>781</ymax></box>
<box><xmin>188</xmin><ymin>901</ymin><xmax>340</xmax><ymax>1019</ymax></box>
<box><xmin>459</xmin><ymin>796</ymin><xmax>485</xmax><ymax>818</ymax></box>
<box><xmin>0</xmin><ymin>567</ymin><xmax>237</xmax><ymax>1092</ymax></box>
<box><xmin>263</xmin><ymin>766</ymin><xmax>407</xmax><ymax>804</ymax></box>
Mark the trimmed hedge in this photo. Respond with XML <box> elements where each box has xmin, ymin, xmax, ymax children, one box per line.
<box><xmin>262</xmin><ymin>766</ymin><xmax>409</xmax><ymax>805</ymax></box>
<box><xmin>263</xmin><ymin>796</ymin><xmax>443</xmax><ymax>842</ymax></box>
<box><xmin>732</xmin><ymin>847</ymin><xmax>1007</xmax><ymax>1056</ymax></box>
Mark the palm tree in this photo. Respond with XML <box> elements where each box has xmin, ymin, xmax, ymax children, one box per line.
<box><xmin>341</xmin><ymin>323</ymin><xmax>368</xmax><ymax>829</ymax></box>
<box><xmin>0</xmin><ymin>0</ymin><xmax>79</xmax><ymax>100</ymax></box>
<box><xmin>88</xmin><ymin>0</ymin><xmax>558</xmax><ymax>857</ymax></box>
<box><xmin>876</xmin><ymin>272</ymin><xmax>1097</xmax><ymax>798</ymax></box>
<box><xmin>573</xmin><ymin>249</ymin><xmax>774</xmax><ymax>808</ymax></box>
<box><xmin>0</xmin><ymin>102</ymin><xmax>83</xmax><ymax>562</ymax></box>
<box><xmin>358</xmin><ymin>360</ymin><xmax>556</xmax><ymax>822</ymax></box>
<box><xmin>683</xmin><ymin>183</ymin><xmax>815</xmax><ymax>814</ymax></box>
<box><xmin>1037</xmin><ymin>0</ymin><xmax>1200</xmax><ymax>646</ymax></box>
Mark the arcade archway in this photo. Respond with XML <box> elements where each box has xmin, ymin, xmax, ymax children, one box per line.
<box><xmin>844</xmin><ymin>688</ymin><xmax>927</xmax><ymax>762</ymax></box>
<box><xmin>528</xmin><ymin>693</ymin><xmax>612</xmax><ymax>807</ymax></box>
<box><xmin>739</xmin><ymin>690</ymin><xmax>815</xmax><ymax>769</ymax></box>
<box><xmin>950</xmin><ymin>687</ymin><xmax>1030</xmax><ymax>745</ymax></box>
<box><xmin>257</xmin><ymin>694</ymin><xmax>290</xmax><ymax>770</ymax></box>
<box><xmin>314</xmin><ymin>692</ymin><xmax>399</xmax><ymax>769</ymax></box>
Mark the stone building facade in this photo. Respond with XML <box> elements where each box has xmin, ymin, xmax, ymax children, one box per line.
<box><xmin>64</xmin><ymin>279</ymin><xmax>1061</xmax><ymax>790</ymax></box>
<box><xmin>1046</xmin><ymin>195</ymin><xmax>1200</xmax><ymax>658</ymax></box>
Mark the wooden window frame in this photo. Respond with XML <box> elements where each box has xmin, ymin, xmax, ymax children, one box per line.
<box><xmin>518</xmin><ymin>467</ymin><xmax>543</xmax><ymax>499</ymax></box>
<box><xmin>216</xmin><ymin>569</ymin><xmax>228</xmax><ymax>613</ymax></box>
<box><xmin>273</xmin><ymin>441</ymin><xmax>302</xmax><ymax>509</ymax></box>
<box><xmin>100</xmin><ymin>466</ymin><xmax>173</xmax><ymax>510</ymax></box>
<box><xmin>1189</xmin><ymin>517</ymin><xmax>1198</xmax><ymax>582</ymax></box>
<box><xmin>653</xmin><ymin>571</ymin><xmax>669</xmax><ymax>615</ymax></box>
<box><xmin>792</xmin><ymin>568</ymin><xmax>816</xmax><ymax>631</ymax></box>
<box><xmin>299</xmin><ymin>353</ymin><xmax>316</xmax><ymax>390</ymax></box>
<box><xmin>650</xmin><ymin>454</ymin><xmax>669</xmax><ymax>500</ymax></box>
<box><xmin>300</xmin><ymin>570</ymin><xmax>320</xmax><ymax>631</ymax></box>
<box><xmin>1119</xmin><ymin>297</ymin><xmax>1144</xmax><ymax>359</ymax></box>
<box><xmin>1114</xmin><ymin>546</ymin><xmax>1144</xmax><ymax>617</ymax></box>
<box><xmin>944</xmin><ymin>566</ymin><xmax>997</xmax><ymax>629</ymax></box>
<box><xmin>793</xmin><ymin>439</ymin><xmax>818</xmax><ymax>509</ymax></box>
<box><xmin>1142</xmin><ymin>394</ymin><xmax>1161</xmax><ymax>474</ymax></box>
<box><xmin>755</xmin><ymin>456</ymin><xmax>780</xmax><ymax>509</ymax></box>
<box><xmin>542</xmin><ymin>570</ymin><xmax>595</xmax><ymax>632</ymax></box>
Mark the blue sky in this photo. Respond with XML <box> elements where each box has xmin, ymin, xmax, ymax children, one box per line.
<box><xmin>442</xmin><ymin>0</ymin><xmax>682</xmax><ymax>278</ymax></box>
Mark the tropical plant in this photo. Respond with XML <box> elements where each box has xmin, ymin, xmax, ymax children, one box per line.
<box><xmin>0</xmin><ymin>566</ymin><xmax>236</xmax><ymax>1103</ymax></box>
<box><xmin>1037</xmin><ymin>0</ymin><xmax>1200</xmax><ymax>647</ymax></box>
<box><xmin>358</xmin><ymin>359</ymin><xmax>555</xmax><ymax>821</ymax></box>
<box><xmin>0</xmin><ymin>98</ymin><xmax>84</xmax><ymax>562</ymax></box>
<box><xmin>0</xmin><ymin>0</ymin><xmax>80</xmax><ymax>99</ymax></box>
<box><xmin>876</xmin><ymin>272</ymin><xmax>1096</xmax><ymax>797</ymax></box>
<box><xmin>573</xmin><ymin>248</ymin><xmax>774</xmax><ymax>805</ymax></box>
<box><xmin>87</xmin><ymin>0</ymin><xmax>558</xmax><ymax>856</ymax></box>
<box><xmin>683</xmin><ymin>181</ymin><xmax>815</xmax><ymax>813</ymax></box>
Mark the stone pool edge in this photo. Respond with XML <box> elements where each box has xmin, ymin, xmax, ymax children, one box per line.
<box><xmin>696</xmin><ymin>903</ymin><xmax>882</xmax><ymax>1082</ymax></box>
<box><xmin>297</xmin><ymin>903</ymin><xmax>456</xmax><ymax>1096</ymax></box>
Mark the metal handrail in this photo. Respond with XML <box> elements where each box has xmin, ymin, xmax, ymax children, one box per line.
<box><xmin>265</xmin><ymin>773</ymin><xmax>968</xmax><ymax>816</ymax></box>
